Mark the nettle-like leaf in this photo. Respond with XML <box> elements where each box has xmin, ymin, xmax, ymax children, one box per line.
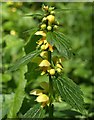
<box><xmin>7</xmin><ymin>67</ymin><xmax>27</xmax><ymax>118</ymax></box>
<box><xmin>9</xmin><ymin>50</ymin><xmax>41</xmax><ymax>71</ymax></box>
<box><xmin>47</xmin><ymin>31</ymin><xmax>72</xmax><ymax>59</ymax></box>
<box><xmin>23</xmin><ymin>104</ymin><xmax>45</xmax><ymax>118</ymax></box>
<box><xmin>53</xmin><ymin>75</ymin><xmax>85</xmax><ymax>113</ymax></box>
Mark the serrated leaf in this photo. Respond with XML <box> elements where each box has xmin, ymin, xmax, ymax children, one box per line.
<box><xmin>23</xmin><ymin>104</ymin><xmax>45</xmax><ymax>118</ymax></box>
<box><xmin>53</xmin><ymin>76</ymin><xmax>85</xmax><ymax>113</ymax></box>
<box><xmin>8</xmin><ymin>50</ymin><xmax>41</xmax><ymax>71</ymax></box>
<box><xmin>47</xmin><ymin>32</ymin><xmax>72</xmax><ymax>59</ymax></box>
<box><xmin>7</xmin><ymin>67</ymin><xmax>27</xmax><ymax>118</ymax></box>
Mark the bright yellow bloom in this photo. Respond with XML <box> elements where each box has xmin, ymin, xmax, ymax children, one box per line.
<box><xmin>36</xmin><ymin>94</ymin><xmax>49</xmax><ymax>103</ymax></box>
<box><xmin>41</xmin><ymin>24</ymin><xmax>46</xmax><ymax>29</ymax></box>
<box><xmin>47</xmin><ymin>26</ymin><xmax>52</xmax><ymax>31</ymax></box>
<box><xmin>35</xmin><ymin>31</ymin><xmax>46</xmax><ymax>37</ymax></box>
<box><xmin>56</xmin><ymin>63</ymin><xmax>62</xmax><ymax>69</ymax></box>
<box><xmin>47</xmin><ymin>15</ymin><xmax>55</xmax><ymax>23</ymax></box>
<box><xmin>39</xmin><ymin>60</ymin><xmax>50</xmax><ymax>67</ymax></box>
<box><xmin>42</xmin><ymin>5</ymin><xmax>48</xmax><ymax>11</ymax></box>
<box><xmin>40</xmin><ymin>51</ymin><xmax>47</xmax><ymax>58</ymax></box>
<box><xmin>56</xmin><ymin>68</ymin><xmax>62</xmax><ymax>73</ymax></box>
<box><xmin>48</xmin><ymin>69</ymin><xmax>55</xmax><ymax>75</ymax></box>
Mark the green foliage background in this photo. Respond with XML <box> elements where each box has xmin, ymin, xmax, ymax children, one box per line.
<box><xmin>1</xmin><ymin>2</ymin><xmax>93</xmax><ymax>119</ymax></box>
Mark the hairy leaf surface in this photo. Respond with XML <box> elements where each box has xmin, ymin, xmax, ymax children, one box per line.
<box><xmin>53</xmin><ymin>76</ymin><xmax>84</xmax><ymax>113</ymax></box>
<box><xmin>23</xmin><ymin>104</ymin><xmax>45</xmax><ymax>118</ymax></box>
<box><xmin>9</xmin><ymin>50</ymin><xmax>41</xmax><ymax>71</ymax></box>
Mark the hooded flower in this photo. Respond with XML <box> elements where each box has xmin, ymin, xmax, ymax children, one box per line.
<box><xmin>35</xmin><ymin>31</ymin><xmax>46</xmax><ymax>37</ymax></box>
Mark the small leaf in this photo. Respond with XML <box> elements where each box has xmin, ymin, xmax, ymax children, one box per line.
<box><xmin>53</xmin><ymin>76</ymin><xmax>85</xmax><ymax>113</ymax></box>
<box><xmin>8</xmin><ymin>50</ymin><xmax>41</xmax><ymax>71</ymax></box>
<box><xmin>23</xmin><ymin>104</ymin><xmax>45</xmax><ymax>118</ymax></box>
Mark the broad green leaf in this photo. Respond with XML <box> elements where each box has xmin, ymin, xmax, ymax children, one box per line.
<box><xmin>23</xmin><ymin>104</ymin><xmax>45</xmax><ymax>118</ymax></box>
<box><xmin>8</xmin><ymin>50</ymin><xmax>41</xmax><ymax>71</ymax></box>
<box><xmin>7</xmin><ymin>67</ymin><xmax>27</xmax><ymax>118</ymax></box>
<box><xmin>53</xmin><ymin>76</ymin><xmax>85</xmax><ymax>113</ymax></box>
<box><xmin>47</xmin><ymin>32</ymin><xmax>72</xmax><ymax>59</ymax></box>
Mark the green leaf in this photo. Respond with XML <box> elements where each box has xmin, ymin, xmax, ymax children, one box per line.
<box><xmin>47</xmin><ymin>32</ymin><xmax>72</xmax><ymax>59</ymax></box>
<box><xmin>53</xmin><ymin>76</ymin><xmax>85</xmax><ymax>113</ymax></box>
<box><xmin>25</xmin><ymin>34</ymin><xmax>42</xmax><ymax>54</ymax></box>
<box><xmin>23</xmin><ymin>104</ymin><xmax>45</xmax><ymax>118</ymax></box>
<box><xmin>8</xmin><ymin>50</ymin><xmax>41</xmax><ymax>71</ymax></box>
<box><xmin>25</xmin><ymin>13</ymin><xmax>42</xmax><ymax>17</ymax></box>
<box><xmin>7</xmin><ymin>67</ymin><xmax>27</xmax><ymax>118</ymax></box>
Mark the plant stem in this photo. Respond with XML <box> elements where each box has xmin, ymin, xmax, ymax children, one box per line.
<box><xmin>48</xmin><ymin>51</ymin><xmax>53</xmax><ymax>118</ymax></box>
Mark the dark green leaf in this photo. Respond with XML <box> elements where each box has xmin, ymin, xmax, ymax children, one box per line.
<box><xmin>8</xmin><ymin>50</ymin><xmax>41</xmax><ymax>71</ymax></box>
<box><xmin>47</xmin><ymin>32</ymin><xmax>72</xmax><ymax>59</ymax></box>
<box><xmin>53</xmin><ymin>76</ymin><xmax>85</xmax><ymax>113</ymax></box>
<box><xmin>25</xmin><ymin>34</ymin><xmax>42</xmax><ymax>54</ymax></box>
<box><xmin>23</xmin><ymin>104</ymin><xmax>45</xmax><ymax>118</ymax></box>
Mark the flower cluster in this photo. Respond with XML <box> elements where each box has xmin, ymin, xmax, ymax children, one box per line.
<box><xmin>30</xmin><ymin>5</ymin><xmax>63</xmax><ymax>107</ymax></box>
<box><xmin>30</xmin><ymin>82</ymin><xmax>49</xmax><ymax>107</ymax></box>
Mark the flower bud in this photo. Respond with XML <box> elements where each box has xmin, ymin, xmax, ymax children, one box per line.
<box><xmin>42</xmin><ymin>17</ymin><xmax>47</xmax><ymax>22</ymax></box>
<box><xmin>49</xmin><ymin>69</ymin><xmax>55</xmax><ymax>75</ymax></box>
<box><xmin>43</xmin><ymin>5</ymin><xmax>48</xmax><ymax>11</ymax></box>
<box><xmin>54</xmin><ymin>25</ymin><xmax>58</xmax><ymax>29</ymax></box>
<box><xmin>41</xmin><ymin>24</ymin><xmax>46</xmax><ymax>30</ymax></box>
<box><xmin>41</xmin><ymin>45</ymin><xmax>46</xmax><ymax>50</ymax></box>
<box><xmin>50</xmin><ymin>11</ymin><xmax>55</xmax><ymax>15</ymax></box>
<box><xmin>48</xmin><ymin>7</ymin><xmax>54</xmax><ymax>12</ymax></box>
<box><xmin>56</xmin><ymin>68</ymin><xmax>62</xmax><ymax>73</ymax></box>
<box><xmin>47</xmin><ymin>15</ymin><xmax>55</xmax><ymax>23</ymax></box>
<box><xmin>47</xmin><ymin>26</ymin><xmax>52</xmax><ymax>31</ymax></box>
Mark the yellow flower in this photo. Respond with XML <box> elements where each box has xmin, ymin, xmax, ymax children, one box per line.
<box><xmin>56</xmin><ymin>63</ymin><xmax>62</xmax><ymax>69</ymax></box>
<box><xmin>42</xmin><ymin>5</ymin><xmax>48</xmax><ymax>11</ymax></box>
<box><xmin>47</xmin><ymin>15</ymin><xmax>55</xmax><ymax>23</ymax></box>
<box><xmin>39</xmin><ymin>60</ymin><xmax>50</xmax><ymax>67</ymax></box>
<box><xmin>40</xmin><ymin>51</ymin><xmax>47</xmax><ymax>58</ymax></box>
<box><xmin>35</xmin><ymin>31</ymin><xmax>46</xmax><ymax>37</ymax></box>
<box><xmin>41</xmin><ymin>24</ymin><xmax>46</xmax><ymax>30</ymax></box>
<box><xmin>36</xmin><ymin>94</ymin><xmax>49</xmax><ymax>103</ymax></box>
<box><xmin>30</xmin><ymin>89</ymin><xmax>43</xmax><ymax>96</ymax></box>
<box><xmin>56</xmin><ymin>68</ymin><xmax>62</xmax><ymax>73</ymax></box>
<box><xmin>47</xmin><ymin>26</ymin><xmax>52</xmax><ymax>31</ymax></box>
<box><xmin>48</xmin><ymin>69</ymin><xmax>55</xmax><ymax>75</ymax></box>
